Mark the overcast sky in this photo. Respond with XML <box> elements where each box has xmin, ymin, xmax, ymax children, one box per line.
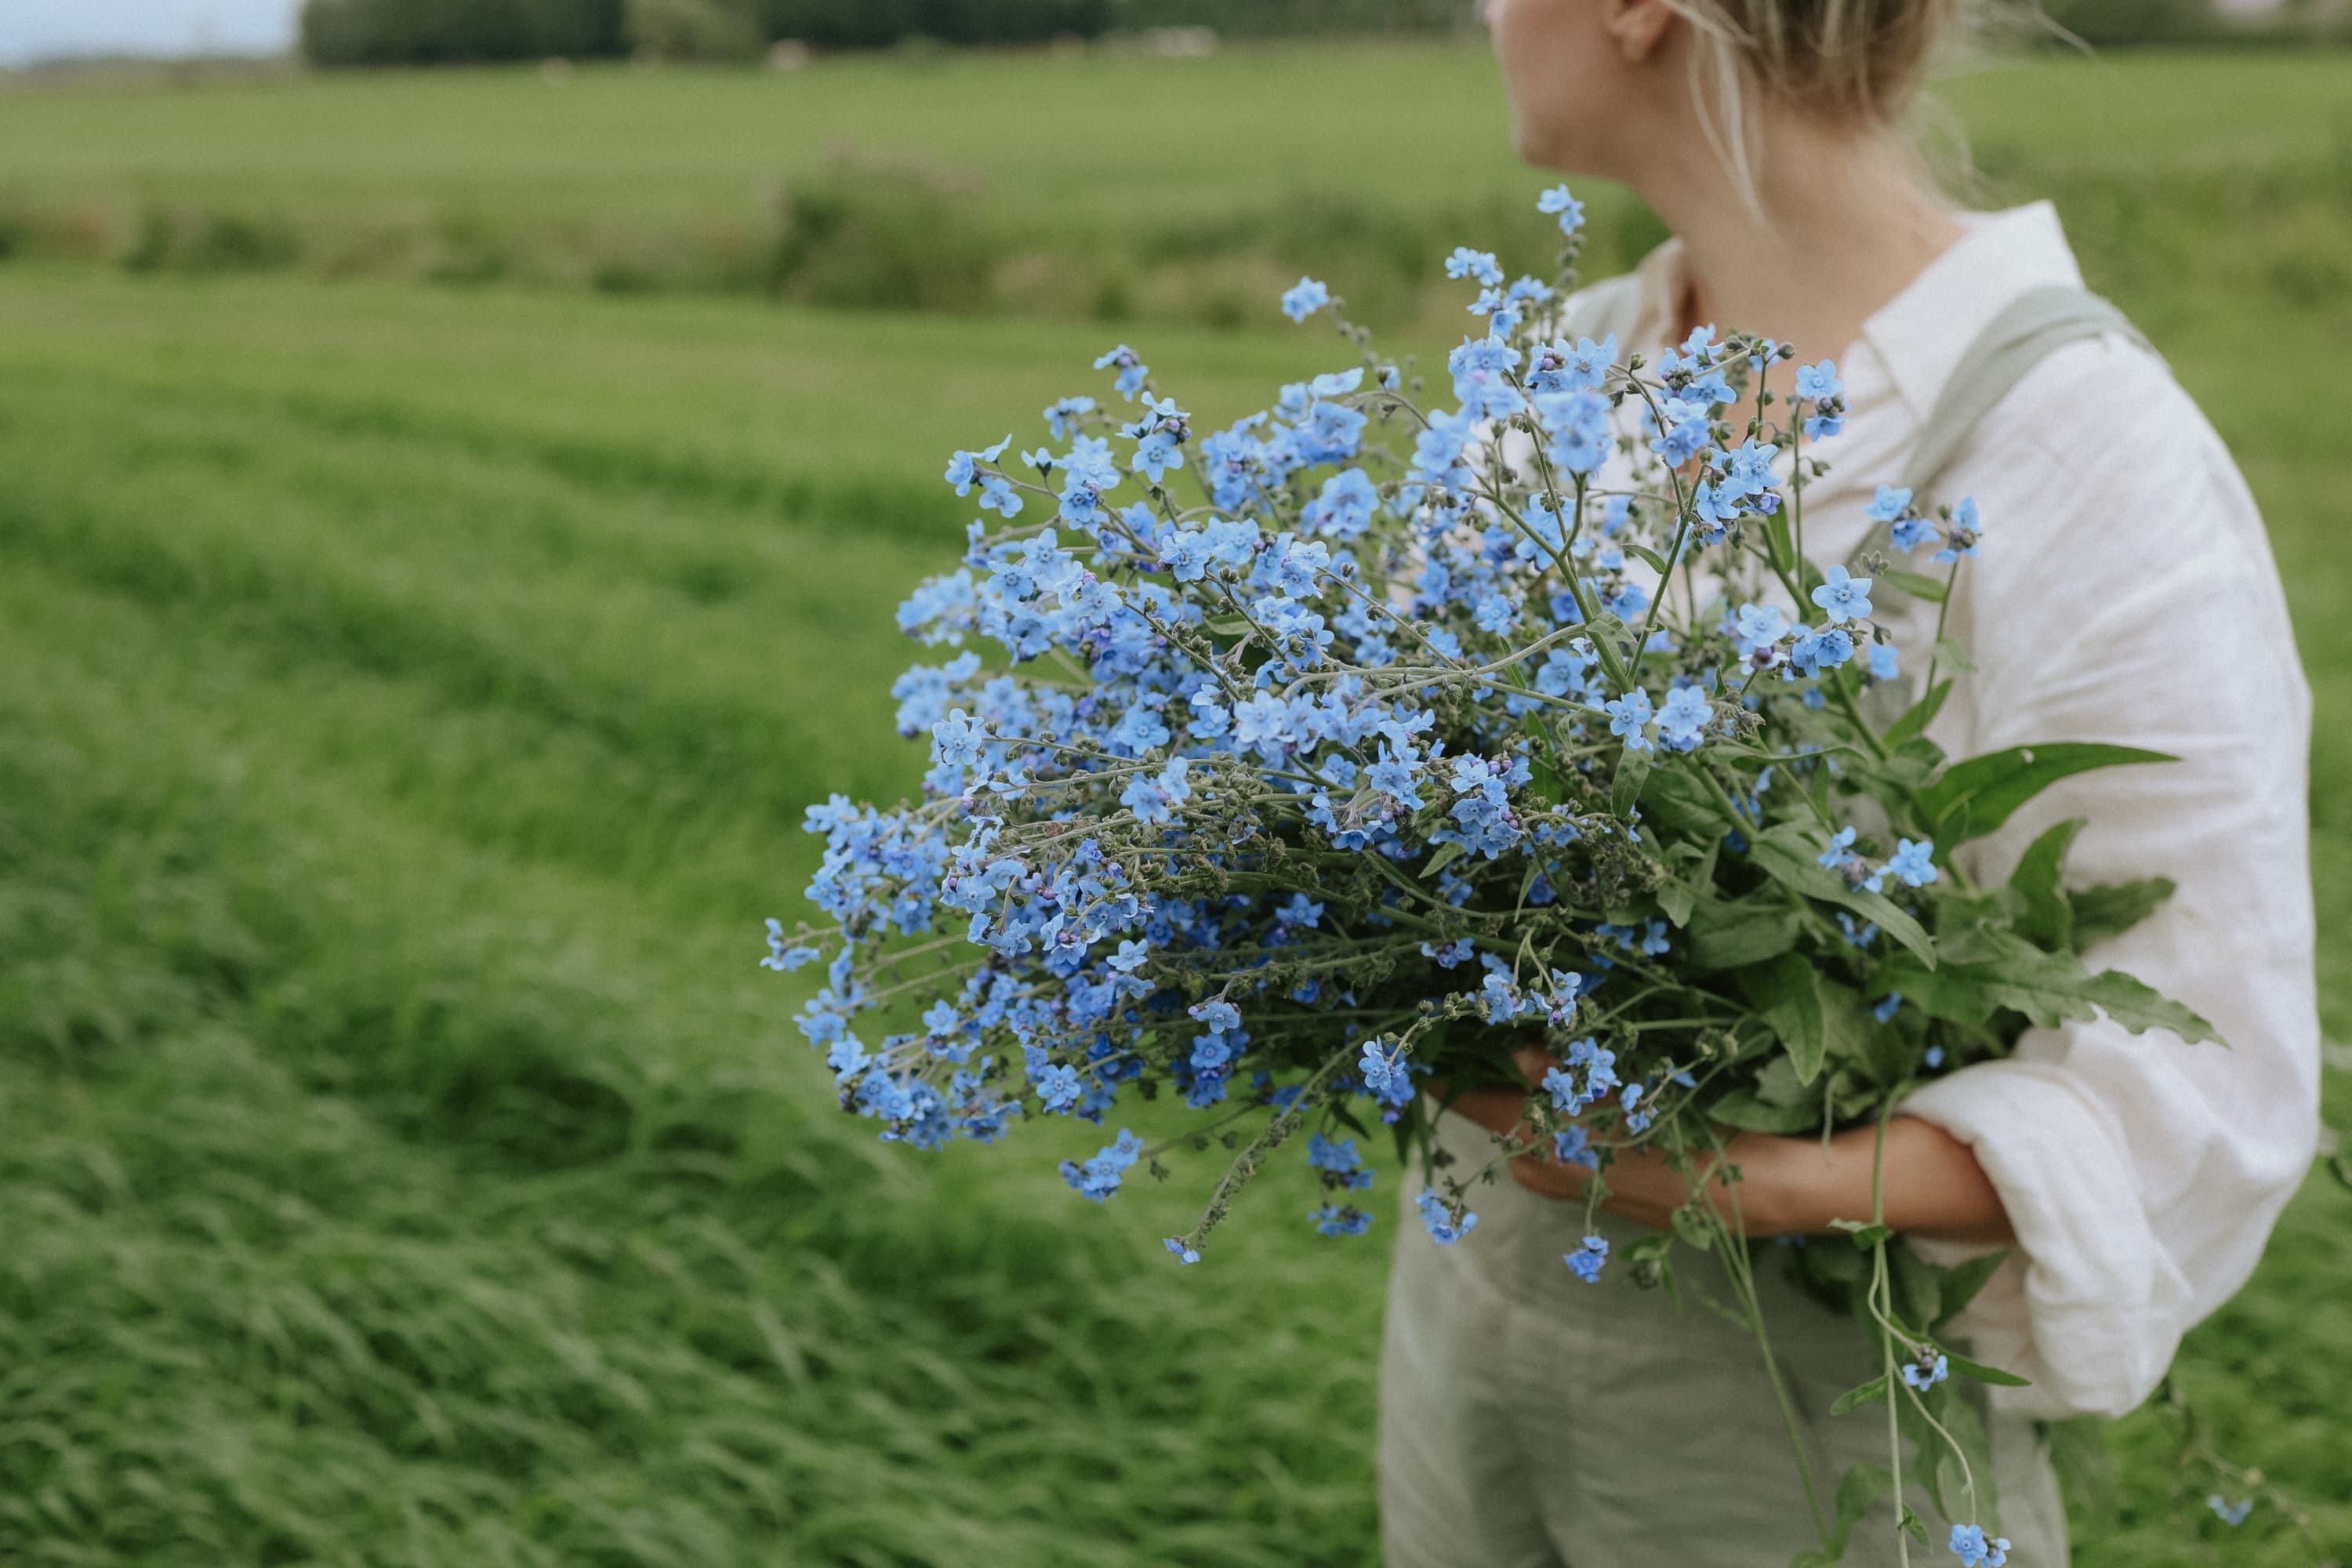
<box><xmin>0</xmin><ymin>1</ymin><xmax>301</xmax><ymax>66</ymax></box>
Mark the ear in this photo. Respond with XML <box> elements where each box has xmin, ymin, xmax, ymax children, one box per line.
<box><xmin>1604</xmin><ymin>0</ymin><xmax>1679</xmax><ymax>64</ymax></box>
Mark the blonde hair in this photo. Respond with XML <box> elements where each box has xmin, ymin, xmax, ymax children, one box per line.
<box><xmin>1662</xmin><ymin>0</ymin><xmax>1983</xmax><ymax>209</ymax></box>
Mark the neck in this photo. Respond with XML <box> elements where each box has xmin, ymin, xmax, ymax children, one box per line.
<box><xmin>1631</xmin><ymin>114</ymin><xmax>1965</xmax><ymax>365</ymax></box>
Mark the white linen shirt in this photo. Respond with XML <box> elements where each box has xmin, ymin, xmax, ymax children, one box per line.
<box><xmin>1585</xmin><ymin>202</ymin><xmax>2320</xmax><ymax>1420</ymax></box>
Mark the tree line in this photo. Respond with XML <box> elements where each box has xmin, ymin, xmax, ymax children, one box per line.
<box><xmin>297</xmin><ymin>0</ymin><xmax>1470</xmax><ymax>66</ymax></box>
<box><xmin>297</xmin><ymin>0</ymin><xmax>2338</xmax><ymax>67</ymax></box>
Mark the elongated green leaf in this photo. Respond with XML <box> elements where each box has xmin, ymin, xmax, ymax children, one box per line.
<box><xmin>1878</xmin><ymin>565</ymin><xmax>1949</xmax><ymax>604</ymax></box>
<box><xmin>1831</xmin><ymin>1374</ymin><xmax>1891</xmax><ymax>1417</ymax></box>
<box><xmin>1935</xmin><ymin>1250</ymin><xmax>2010</xmax><ymax>1330</ymax></box>
<box><xmin>1740</xmin><ymin>952</ymin><xmax>1828</xmax><ymax>1084</ymax></box>
<box><xmin>1918</xmin><ymin>743</ymin><xmax>2176</xmax><ymax>846</ymax></box>
<box><xmin>1710</xmin><ymin>1088</ymin><xmax>1822</xmax><ymax>1134</ymax></box>
<box><xmin>2046</xmin><ymin>1417</ymin><xmax>2121</xmax><ymax>1532</ymax></box>
<box><xmin>1622</xmin><ymin>542</ymin><xmax>1671</xmax><ymax>575</ymax></box>
<box><xmin>2070</xmin><ymin>877</ymin><xmax>2177</xmax><ymax>953</ymax></box>
<box><xmin>1876</xmin><ymin>930</ymin><xmax>2223</xmax><ymax>1044</ymax></box>
<box><xmin>1686</xmin><ymin>896</ymin><xmax>1803</xmax><ymax>969</ymax></box>
<box><xmin>1746</xmin><ymin>823</ymin><xmax>1936</xmax><ymax>967</ymax></box>
<box><xmin>1420</xmin><ymin>840</ymin><xmax>1468</xmax><ymax>878</ymax></box>
<box><xmin>1612</xmin><ymin>746</ymin><xmax>1653</xmax><ymax>818</ymax></box>
<box><xmin>1643</xmin><ymin>763</ymin><xmax>1740</xmax><ymax>838</ymax></box>
<box><xmin>1791</xmin><ymin>1463</ymin><xmax>1898</xmax><ymax>1567</ymax></box>
<box><xmin>1883</xmin><ymin>677</ymin><xmax>1954</xmax><ymax>749</ymax></box>
<box><xmin>1924</xmin><ymin>1388</ymin><xmax>2001</xmax><ymax>1528</ymax></box>
<box><xmin>2009</xmin><ymin>818</ymin><xmax>2085</xmax><ymax>950</ymax></box>
<box><xmin>1946</xmin><ymin>1352</ymin><xmax>2033</xmax><ymax>1388</ymax></box>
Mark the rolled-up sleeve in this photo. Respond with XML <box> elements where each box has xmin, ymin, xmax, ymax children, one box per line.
<box><xmin>1895</xmin><ymin>340</ymin><xmax>2321</xmax><ymax>1419</ymax></box>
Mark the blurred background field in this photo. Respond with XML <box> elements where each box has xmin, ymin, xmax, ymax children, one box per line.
<box><xmin>2</xmin><ymin>27</ymin><xmax>2350</xmax><ymax>1568</ymax></box>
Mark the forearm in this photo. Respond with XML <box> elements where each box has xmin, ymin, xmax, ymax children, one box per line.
<box><xmin>1750</xmin><ymin>1115</ymin><xmax>2013</xmax><ymax>1246</ymax></box>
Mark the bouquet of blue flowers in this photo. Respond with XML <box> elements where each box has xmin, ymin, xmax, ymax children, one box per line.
<box><xmin>769</xmin><ymin>190</ymin><xmax>2218</xmax><ymax>1565</ymax></box>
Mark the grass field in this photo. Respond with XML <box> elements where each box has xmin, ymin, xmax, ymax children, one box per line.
<box><xmin>1</xmin><ymin>41</ymin><xmax>2349</xmax><ymax>1568</ymax></box>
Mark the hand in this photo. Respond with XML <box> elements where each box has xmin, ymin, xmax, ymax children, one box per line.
<box><xmin>1443</xmin><ymin>1047</ymin><xmax>2014</xmax><ymax>1244</ymax></box>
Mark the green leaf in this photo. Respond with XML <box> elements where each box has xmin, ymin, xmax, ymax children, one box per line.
<box><xmin>1612</xmin><ymin>746</ymin><xmax>1653</xmax><ymax>818</ymax></box>
<box><xmin>1740</xmin><ymin>953</ymin><xmax>1828</xmax><ymax>1084</ymax></box>
<box><xmin>2009</xmin><ymin>818</ymin><xmax>2085</xmax><ymax>950</ymax></box>
<box><xmin>2045</xmin><ymin>1417</ymin><xmax>2120</xmax><ymax>1532</ymax></box>
<box><xmin>1830</xmin><ymin>1375</ymin><xmax>1891</xmax><ymax>1417</ymax></box>
<box><xmin>1203</xmin><ymin>614</ymin><xmax>1254</xmax><ymax>637</ymax></box>
<box><xmin>1746</xmin><ymin>823</ymin><xmax>1936</xmax><ymax>967</ymax></box>
<box><xmin>1916</xmin><ymin>743</ymin><xmax>2176</xmax><ymax>847</ymax></box>
<box><xmin>1686</xmin><ymin>897</ymin><xmax>1803</xmax><ymax>969</ymax></box>
<box><xmin>1420</xmin><ymin>841</ymin><xmax>1468</xmax><ymax>879</ymax></box>
<box><xmin>2069</xmin><ymin>877</ymin><xmax>2177</xmax><ymax>953</ymax></box>
<box><xmin>1642</xmin><ymin>764</ymin><xmax>1739</xmax><ymax>838</ymax></box>
<box><xmin>1622</xmin><ymin>542</ymin><xmax>1671</xmax><ymax>575</ymax></box>
<box><xmin>1710</xmin><ymin>1088</ymin><xmax>1822</xmax><ymax>1134</ymax></box>
<box><xmin>1875</xmin><ymin>929</ymin><xmax>2224</xmax><ymax>1044</ymax></box>
<box><xmin>1831</xmin><ymin>1218</ymin><xmax>1893</xmax><ymax>1250</ymax></box>
<box><xmin>1882</xmin><ymin>677</ymin><xmax>1954</xmax><ymax>749</ymax></box>
<box><xmin>1586</xmin><ymin>610</ymin><xmax>1636</xmax><ymax>666</ymax></box>
<box><xmin>1878</xmin><ymin>565</ymin><xmax>1948</xmax><ymax>604</ymax></box>
<box><xmin>1945</xmin><ymin>1352</ymin><xmax>2033</xmax><ymax>1388</ymax></box>
<box><xmin>1669</xmin><ymin>1197</ymin><xmax>1716</xmax><ymax>1252</ymax></box>
<box><xmin>1923</xmin><ymin>1388</ymin><xmax>2000</xmax><ymax>1528</ymax></box>
<box><xmin>1934</xmin><ymin>1250</ymin><xmax>2010</xmax><ymax>1330</ymax></box>
<box><xmin>1930</xmin><ymin>637</ymin><xmax>1977</xmax><ymax>676</ymax></box>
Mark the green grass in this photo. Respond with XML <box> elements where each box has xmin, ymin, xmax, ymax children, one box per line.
<box><xmin>0</xmin><ymin>41</ymin><xmax>2349</xmax><ymax>1568</ymax></box>
<box><xmin>1</xmin><ymin>45</ymin><xmax>2347</xmax><ymax>328</ymax></box>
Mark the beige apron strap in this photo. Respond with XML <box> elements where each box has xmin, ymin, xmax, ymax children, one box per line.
<box><xmin>1850</xmin><ymin>285</ymin><xmax>2154</xmax><ymax>574</ymax></box>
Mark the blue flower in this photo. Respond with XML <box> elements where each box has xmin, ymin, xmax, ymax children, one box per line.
<box><xmin>1656</xmin><ymin>684</ymin><xmax>1712</xmax><ymax>753</ymax></box>
<box><xmin>2208</xmin><ymin>1495</ymin><xmax>2253</xmax><ymax>1526</ymax></box>
<box><xmin>978</xmin><ymin>474</ymin><xmax>1024</xmax><ymax>519</ymax></box>
<box><xmin>1093</xmin><ymin>343</ymin><xmax>1149</xmax><ymax>400</ymax></box>
<box><xmin>1537</xmin><ymin>183</ymin><xmax>1586</xmax><ymax>235</ymax></box>
<box><xmin>760</xmin><ymin>917</ymin><xmax>821</xmax><ymax>972</ymax></box>
<box><xmin>1795</xmin><ymin>360</ymin><xmax>1843</xmax><ymax>402</ymax></box>
<box><xmin>1933</xmin><ymin>495</ymin><xmax>1985</xmax><ymax>564</ymax></box>
<box><xmin>1553</xmin><ymin>1125</ymin><xmax>1597</xmax><ymax>1168</ymax></box>
<box><xmin>1443</xmin><ymin>247</ymin><xmax>1504</xmax><ymax>289</ymax></box>
<box><xmin>1566</xmin><ymin>1234</ymin><xmax>1609</xmax><ymax>1282</ymax></box>
<box><xmin>1865</xmin><ymin>485</ymin><xmax>1914</xmax><ymax>524</ymax></box>
<box><xmin>1605</xmin><ymin>687</ymin><xmax>1656</xmax><ymax>751</ymax></box>
<box><xmin>945</xmin><ymin>435</ymin><xmax>1011</xmax><ymax>496</ymax></box>
<box><xmin>1817</xmin><ymin>825</ymin><xmax>1858</xmax><ymax>869</ymax></box>
<box><xmin>1359</xmin><ymin>1037</ymin><xmax>1410</xmax><ymax>1098</ymax></box>
<box><xmin>1887</xmin><ymin>838</ymin><xmax>1940</xmax><ymax>888</ymax></box>
<box><xmin>1901</xmin><ymin>1351</ymin><xmax>1950</xmax><ymax>1391</ymax></box>
<box><xmin>1059</xmin><ymin>1129</ymin><xmax>1143</xmax><ymax>1203</ymax></box>
<box><xmin>1868</xmin><ymin>641</ymin><xmax>1900</xmax><ymax>681</ymax></box>
<box><xmin>1872</xmin><ymin>993</ymin><xmax>1904</xmax><ymax>1024</ymax></box>
<box><xmin>931</xmin><ymin>709</ymin><xmax>986</xmax><ymax>769</ymax></box>
<box><xmin>1163</xmin><ymin>1236</ymin><xmax>1201</xmax><ymax>1265</ymax></box>
<box><xmin>1949</xmin><ymin>1523</ymin><xmax>2011</xmax><ymax>1568</ymax></box>
<box><xmin>1416</xmin><ymin>1189</ymin><xmax>1477</xmax><ymax>1245</ymax></box>
<box><xmin>1042</xmin><ymin>395</ymin><xmax>1095</xmax><ymax>441</ymax></box>
<box><xmin>1924</xmin><ymin>1045</ymin><xmax>1947</xmax><ymax>1069</ymax></box>
<box><xmin>1810</xmin><ymin>564</ymin><xmax>1874</xmax><ymax>623</ymax></box>
<box><xmin>1281</xmin><ymin>276</ymin><xmax>1331</xmax><ymax>323</ymax></box>
<box><xmin>1309</xmin><ymin>1203</ymin><xmax>1374</xmax><ymax>1236</ymax></box>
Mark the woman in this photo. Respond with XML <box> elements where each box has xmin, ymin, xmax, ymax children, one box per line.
<box><xmin>1379</xmin><ymin>2</ymin><xmax>2320</xmax><ymax>1563</ymax></box>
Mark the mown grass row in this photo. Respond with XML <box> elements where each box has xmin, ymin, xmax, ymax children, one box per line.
<box><xmin>0</xmin><ymin>263</ymin><xmax>2346</xmax><ymax>1566</ymax></box>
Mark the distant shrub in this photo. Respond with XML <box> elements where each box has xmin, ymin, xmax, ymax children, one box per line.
<box><xmin>749</xmin><ymin>0</ymin><xmax>1109</xmax><ymax>48</ymax></box>
<box><xmin>768</xmin><ymin>161</ymin><xmax>998</xmax><ymax>313</ymax></box>
<box><xmin>120</xmin><ymin>206</ymin><xmax>301</xmax><ymax>274</ymax></box>
<box><xmin>2034</xmin><ymin>0</ymin><xmax>2216</xmax><ymax>46</ymax></box>
<box><xmin>624</xmin><ymin>0</ymin><xmax>764</xmax><ymax>60</ymax></box>
<box><xmin>299</xmin><ymin>0</ymin><xmax>626</xmax><ymax>66</ymax></box>
<box><xmin>1109</xmin><ymin>0</ymin><xmax>1465</xmax><ymax>34</ymax></box>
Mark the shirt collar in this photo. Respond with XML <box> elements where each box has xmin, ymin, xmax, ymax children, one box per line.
<box><xmin>1618</xmin><ymin>201</ymin><xmax>2085</xmax><ymax>420</ymax></box>
<box><xmin>1859</xmin><ymin>201</ymin><xmax>2085</xmax><ymax>421</ymax></box>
